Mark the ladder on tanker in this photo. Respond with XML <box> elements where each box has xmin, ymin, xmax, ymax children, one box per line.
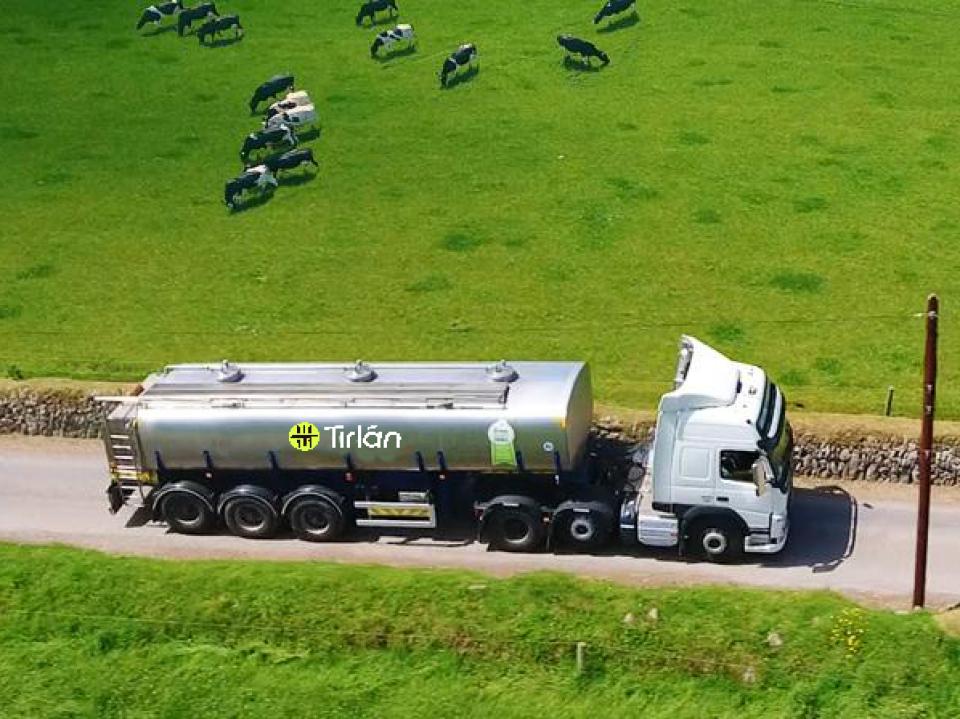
<box><xmin>102</xmin><ymin>401</ymin><xmax>148</xmax><ymax>510</ymax></box>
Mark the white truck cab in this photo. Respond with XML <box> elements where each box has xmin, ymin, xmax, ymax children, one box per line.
<box><xmin>621</xmin><ymin>336</ymin><xmax>793</xmax><ymax>561</ymax></box>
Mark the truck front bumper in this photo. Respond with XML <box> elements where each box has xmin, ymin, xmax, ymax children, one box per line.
<box><xmin>744</xmin><ymin>514</ymin><xmax>789</xmax><ymax>554</ymax></box>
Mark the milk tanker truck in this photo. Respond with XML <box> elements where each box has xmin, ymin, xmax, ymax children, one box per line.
<box><xmin>98</xmin><ymin>336</ymin><xmax>793</xmax><ymax>561</ymax></box>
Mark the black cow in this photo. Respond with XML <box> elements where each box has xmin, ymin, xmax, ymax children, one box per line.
<box><xmin>136</xmin><ymin>0</ymin><xmax>182</xmax><ymax>30</ymax></box>
<box><xmin>356</xmin><ymin>0</ymin><xmax>398</xmax><ymax>26</ymax></box>
<box><xmin>224</xmin><ymin>165</ymin><xmax>278</xmax><ymax>210</ymax></box>
<box><xmin>440</xmin><ymin>43</ymin><xmax>478</xmax><ymax>88</ymax></box>
<box><xmin>593</xmin><ymin>0</ymin><xmax>636</xmax><ymax>25</ymax></box>
<box><xmin>557</xmin><ymin>35</ymin><xmax>610</xmax><ymax>65</ymax></box>
<box><xmin>249</xmin><ymin>74</ymin><xmax>295</xmax><ymax>113</ymax></box>
<box><xmin>265</xmin><ymin>148</ymin><xmax>319</xmax><ymax>175</ymax></box>
<box><xmin>177</xmin><ymin>2</ymin><xmax>218</xmax><ymax>35</ymax></box>
<box><xmin>240</xmin><ymin>124</ymin><xmax>297</xmax><ymax>165</ymax></box>
<box><xmin>198</xmin><ymin>14</ymin><xmax>243</xmax><ymax>43</ymax></box>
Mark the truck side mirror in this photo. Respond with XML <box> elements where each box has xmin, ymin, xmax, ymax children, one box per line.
<box><xmin>751</xmin><ymin>457</ymin><xmax>772</xmax><ymax>497</ymax></box>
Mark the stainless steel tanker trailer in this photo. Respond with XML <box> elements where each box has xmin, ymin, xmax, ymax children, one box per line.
<box><xmin>98</xmin><ymin>337</ymin><xmax>793</xmax><ymax>561</ymax></box>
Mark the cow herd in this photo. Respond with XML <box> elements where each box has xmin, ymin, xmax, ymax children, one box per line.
<box><xmin>139</xmin><ymin>0</ymin><xmax>641</xmax><ymax>210</ymax></box>
<box><xmin>136</xmin><ymin>0</ymin><xmax>243</xmax><ymax>45</ymax></box>
<box><xmin>224</xmin><ymin>76</ymin><xmax>321</xmax><ymax>209</ymax></box>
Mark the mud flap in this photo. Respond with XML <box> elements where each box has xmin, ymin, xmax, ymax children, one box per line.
<box><xmin>107</xmin><ymin>483</ymin><xmax>124</xmax><ymax>514</ymax></box>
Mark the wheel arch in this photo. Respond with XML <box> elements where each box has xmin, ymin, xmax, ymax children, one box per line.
<box><xmin>151</xmin><ymin>480</ymin><xmax>216</xmax><ymax>520</ymax></box>
<box><xmin>680</xmin><ymin>506</ymin><xmax>749</xmax><ymax>542</ymax></box>
<box><xmin>280</xmin><ymin>485</ymin><xmax>345</xmax><ymax>518</ymax></box>
<box><xmin>217</xmin><ymin>484</ymin><xmax>279</xmax><ymax>517</ymax></box>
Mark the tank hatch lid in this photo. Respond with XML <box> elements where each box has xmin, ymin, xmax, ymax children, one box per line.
<box><xmin>133</xmin><ymin>361</ymin><xmax>586</xmax><ymax>411</ymax></box>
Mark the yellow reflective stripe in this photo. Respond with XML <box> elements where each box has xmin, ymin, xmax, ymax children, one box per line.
<box><xmin>367</xmin><ymin>507</ymin><xmax>431</xmax><ymax>518</ymax></box>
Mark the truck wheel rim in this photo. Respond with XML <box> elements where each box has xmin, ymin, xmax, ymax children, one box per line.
<box><xmin>570</xmin><ymin>517</ymin><xmax>595</xmax><ymax>541</ymax></box>
<box><xmin>236</xmin><ymin>504</ymin><xmax>268</xmax><ymax>532</ymax></box>
<box><xmin>169</xmin><ymin>497</ymin><xmax>201</xmax><ymax>524</ymax></box>
<box><xmin>301</xmin><ymin>506</ymin><xmax>330</xmax><ymax>534</ymax></box>
<box><xmin>702</xmin><ymin>529</ymin><xmax>727</xmax><ymax>555</ymax></box>
<box><xmin>503</xmin><ymin>517</ymin><xmax>530</xmax><ymax>543</ymax></box>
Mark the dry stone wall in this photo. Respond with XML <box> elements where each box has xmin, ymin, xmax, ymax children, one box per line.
<box><xmin>2</xmin><ymin>389</ymin><xmax>959</xmax><ymax>485</ymax></box>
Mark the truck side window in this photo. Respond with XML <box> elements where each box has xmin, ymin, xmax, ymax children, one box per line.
<box><xmin>719</xmin><ymin>450</ymin><xmax>759</xmax><ymax>482</ymax></box>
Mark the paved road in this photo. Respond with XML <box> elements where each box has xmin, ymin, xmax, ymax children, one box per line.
<box><xmin>2</xmin><ymin>437</ymin><xmax>959</xmax><ymax>608</ymax></box>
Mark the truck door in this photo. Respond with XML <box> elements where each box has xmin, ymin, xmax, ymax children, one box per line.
<box><xmin>716</xmin><ymin>449</ymin><xmax>771</xmax><ymax>529</ymax></box>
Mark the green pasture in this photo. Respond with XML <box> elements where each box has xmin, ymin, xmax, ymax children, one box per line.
<box><xmin>2</xmin><ymin>0</ymin><xmax>960</xmax><ymax>415</ymax></box>
<box><xmin>0</xmin><ymin>544</ymin><xmax>958</xmax><ymax>717</ymax></box>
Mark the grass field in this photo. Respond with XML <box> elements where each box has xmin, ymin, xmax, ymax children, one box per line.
<box><xmin>3</xmin><ymin>0</ymin><xmax>960</xmax><ymax>416</ymax></box>
<box><xmin>0</xmin><ymin>544</ymin><xmax>958</xmax><ymax>717</ymax></box>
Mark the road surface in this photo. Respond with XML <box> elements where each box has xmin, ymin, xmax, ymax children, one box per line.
<box><xmin>2</xmin><ymin>436</ymin><xmax>959</xmax><ymax>608</ymax></box>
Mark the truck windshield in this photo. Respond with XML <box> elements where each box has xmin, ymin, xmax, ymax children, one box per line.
<box><xmin>756</xmin><ymin>381</ymin><xmax>791</xmax><ymax>489</ymax></box>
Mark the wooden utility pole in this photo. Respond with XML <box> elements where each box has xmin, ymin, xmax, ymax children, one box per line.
<box><xmin>913</xmin><ymin>294</ymin><xmax>939</xmax><ymax>609</ymax></box>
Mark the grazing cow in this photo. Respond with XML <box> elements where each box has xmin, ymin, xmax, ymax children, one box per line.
<box><xmin>265</xmin><ymin>148</ymin><xmax>319</xmax><ymax>175</ymax></box>
<box><xmin>593</xmin><ymin>0</ymin><xmax>636</xmax><ymax>25</ymax></box>
<box><xmin>370</xmin><ymin>23</ymin><xmax>416</xmax><ymax>57</ymax></box>
<box><xmin>197</xmin><ymin>14</ymin><xmax>243</xmax><ymax>43</ymax></box>
<box><xmin>265</xmin><ymin>91</ymin><xmax>312</xmax><ymax>119</ymax></box>
<box><xmin>355</xmin><ymin>0</ymin><xmax>398</xmax><ymax>27</ymax></box>
<box><xmin>224</xmin><ymin>165</ymin><xmax>278</xmax><ymax>210</ymax></box>
<box><xmin>249</xmin><ymin>74</ymin><xmax>295</xmax><ymax>113</ymax></box>
<box><xmin>177</xmin><ymin>2</ymin><xmax>218</xmax><ymax>36</ymax></box>
<box><xmin>264</xmin><ymin>104</ymin><xmax>318</xmax><ymax>132</ymax></box>
<box><xmin>136</xmin><ymin>0</ymin><xmax>183</xmax><ymax>30</ymax></box>
<box><xmin>557</xmin><ymin>35</ymin><xmax>610</xmax><ymax>65</ymax></box>
<box><xmin>240</xmin><ymin>124</ymin><xmax>297</xmax><ymax>164</ymax></box>
<box><xmin>439</xmin><ymin>43</ymin><xmax>478</xmax><ymax>88</ymax></box>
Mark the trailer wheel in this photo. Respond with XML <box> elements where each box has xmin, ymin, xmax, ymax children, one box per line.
<box><xmin>487</xmin><ymin>507</ymin><xmax>544</xmax><ymax>553</ymax></box>
<box><xmin>557</xmin><ymin>508</ymin><xmax>612</xmax><ymax>551</ymax></box>
<box><xmin>160</xmin><ymin>492</ymin><xmax>216</xmax><ymax>535</ymax></box>
<box><xmin>689</xmin><ymin>519</ymin><xmax>744</xmax><ymax>563</ymax></box>
<box><xmin>223</xmin><ymin>497</ymin><xmax>279</xmax><ymax>539</ymax></box>
<box><xmin>288</xmin><ymin>497</ymin><xmax>344</xmax><ymax>542</ymax></box>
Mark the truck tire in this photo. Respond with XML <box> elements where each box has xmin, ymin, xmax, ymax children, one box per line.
<box><xmin>688</xmin><ymin>519</ymin><xmax>744</xmax><ymax>563</ymax></box>
<box><xmin>487</xmin><ymin>507</ymin><xmax>545</xmax><ymax>553</ymax></box>
<box><xmin>223</xmin><ymin>497</ymin><xmax>279</xmax><ymax>539</ymax></box>
<box><xmin>160</xmin><ymin>491</ymin><xmax>216</xmax><ymax>535</ymax></box>
<box><xmin>557</xmin><ymin>507</ymin><xmax>612</xmax><ymax>551</ymax></box>
<box><xmin>287</xmin><ymin>497</ymin><xmax>345</xmax><ymax>542</ymax></box>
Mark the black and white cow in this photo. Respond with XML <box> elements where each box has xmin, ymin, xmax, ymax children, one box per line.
<box><xmin>224</xmin><ymin>165</ymin><xmax>278</xmax><ymax>210</ymax></box>
<box><xmin>370</xmin><ymin>23</ymin><xmax>415</xmax><ymax>57</ymax></box>
<box><xmin>240</xmin><ymin>124</ymin><xmax>297</xmax><ymax>165</ymax></box>
<box><xmin>557</xmin><ymin>35</ymin><xmax>610</xmax><ymax>65</ymax></box>
<box><xmin>136</xmin><ymin>0</ymin><xmax>182</xmax><ymax>30</ymax></box>
<box><xmin>197</xmin><ymin>14</ymin><xmax>243</xmax><ymax>44</ymax></box>
<box><xmin>593</xmin><ymin>0</ymin><xmax>636</xmax><ymax>25</ymax></box>
<box><xmin>355</xmin><ymin>0</ymin><xmax>398</xmax><ymax>27</ymax></box>
<box><xmin>249</xmin><ymin>74</ymin><xmax>295</xmax><ymax>113</ymax></box>
<box><xmin>177</xmin><ymin>2</ymin><xmax>218</xmax><ymax>36</ymax></box>
<box><xmin>265</xmin><ymin>148</ymin><xmax>319</xmax><ymax>175</ymax></box>
<box><xmin>439</xmin><ymin>43</ymin><xmax>478</xmax><ymax>88</ymax></box>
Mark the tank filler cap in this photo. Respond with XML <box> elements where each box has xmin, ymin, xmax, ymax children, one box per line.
<box><xmin>216</xmin><ymin>360</ymin><xmax>243</xmax><ymax>383</ymax></box>
<box><xmin>486</xmin><ymin>360</ymin><xmax>518</xmax><ymax>383</ymax></box>
<box><xmin>346</xmin><ymin>360</ymin><xmax>377</xmax><ymax>383</ymax></box>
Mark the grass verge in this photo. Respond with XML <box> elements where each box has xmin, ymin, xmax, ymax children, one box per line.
<box><xmin>0</xmin><ymin>544</ymin><xmax>957</xmax><ymax>717</ymax></box>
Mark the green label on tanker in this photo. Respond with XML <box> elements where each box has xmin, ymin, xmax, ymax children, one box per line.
<box><xmin>487</xmin><ymin>419</ymin><xmax>517</xmax><ymax>467</ymax></box>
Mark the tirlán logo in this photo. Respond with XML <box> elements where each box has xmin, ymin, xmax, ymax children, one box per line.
<box><xmin>288</xmin><ymin>423</ymin><xmax>402</xmax><ymax>451</ymax></box>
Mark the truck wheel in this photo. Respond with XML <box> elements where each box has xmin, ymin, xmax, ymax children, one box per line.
<box><xmin>223</xmin><ymin>497</ymin><xmax>279</xmax><ymax>539</ymax></box>
<box><xmin>690</xmin><ymin>520</ymin><xmax>744</xmax><ymax>563</ymax></box>
<box><xmin>487</xmin><ymin>507</ymin><xmax>544</xmax><ymax>553</ymax></box>
<box><xmin>288</xmin><ymin>497</ymin><xmax>344</xmax><ymax>542</ymax></box>
<box><xmin>558</xmin><ymin>510</ymin><xmax>611</xmax><ymax>551</ymax></box>
<box><xmin>160</xmin><ymin>492</ymin><xmax>216</xmax><ymax>535</ymax></box>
